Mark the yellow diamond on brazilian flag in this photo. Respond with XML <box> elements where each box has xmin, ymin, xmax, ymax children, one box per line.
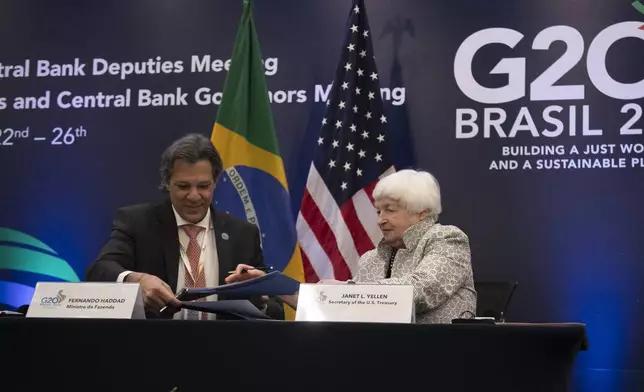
<box><xmin>211</xmin><ymin>0</ymin><xmax>304</xmax><ymax>319</ymax></box>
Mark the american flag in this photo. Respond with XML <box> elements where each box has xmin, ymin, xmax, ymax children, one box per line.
<box><xmin>296</xmin><ymin>0</ymin><xmax>395</xmax><ymax>283</ymax></box>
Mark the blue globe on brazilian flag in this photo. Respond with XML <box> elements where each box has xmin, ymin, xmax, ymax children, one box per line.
<box><xmin>0</xmin><ymin>227</ymin><xmax>79</xmax><ymax>310</ymax></box>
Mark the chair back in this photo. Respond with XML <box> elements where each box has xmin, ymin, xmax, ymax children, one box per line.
<box><xmin>474</xmin><ymin>281</ymin><xmax>518</xmax><ymax>321</ymax></box>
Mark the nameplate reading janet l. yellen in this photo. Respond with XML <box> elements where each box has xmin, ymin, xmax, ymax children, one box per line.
<box><xmin>295</xmin><ymin>283</ymin><xmax>414</xmax><ymax>323</ymax></box>
<box><xmin>26</xmin><ymin>282</ymin><xmax>145</xmax><ymax>319</ymax></box>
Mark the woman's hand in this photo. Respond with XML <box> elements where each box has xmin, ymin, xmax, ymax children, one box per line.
<box><xmin>225</xmin><ymin>264</ymin><xmax>270</xmax><ymax>311</ymax></box>
<box><xmin>225</xmin><ymin>263</ymin><xmax>265</xmax><ymax>283</ymax></box>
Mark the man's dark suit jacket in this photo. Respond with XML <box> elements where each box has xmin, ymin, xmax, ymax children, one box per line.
<box><xmin>86</xmin><ymin>199</ymin><xmax>283</xmax><ymax>319</ymax></box>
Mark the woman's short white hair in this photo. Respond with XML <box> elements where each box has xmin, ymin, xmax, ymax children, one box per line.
<box><xmin>373</xmin><ymin>169</ymin><xmax>442</xmax><ymax>222</ymax></box>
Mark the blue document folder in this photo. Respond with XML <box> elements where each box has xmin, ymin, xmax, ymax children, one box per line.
<box><xmin>179</xmin><ymin>300</ymin><xmax>270</xmax><ymax>320</ymax></box>
<box><xmin>178</xmin><ymin>271</ymin><xmax>300</xmax><ymax>301</ymax></box>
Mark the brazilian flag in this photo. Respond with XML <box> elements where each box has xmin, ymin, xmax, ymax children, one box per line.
<box><xmin>211</xmin><ymin>0</ymin><xmax>304</xmax><ymax>319</ymax></box>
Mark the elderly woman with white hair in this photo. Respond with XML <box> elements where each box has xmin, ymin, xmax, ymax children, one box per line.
<box><xmin>227</xmin><ymin>169</ymin><xmax>476</xmax><ymax>324</ymax></box>
<box><xmin>347</xmin><ymin>169</ymin><xmax>476</xmax><ymax>323</ymax></box>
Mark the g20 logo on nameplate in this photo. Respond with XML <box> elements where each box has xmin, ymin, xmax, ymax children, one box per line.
<box><xmin>39</xmin><ymin>289</ymin><xmax>67</xmax><ymax>307</ymax></box>
<box><xmin>295</xmin><ymin>284</ymin><xmax>414</xmax><ymax>323</ymax></box>
<box><xmin>27</xmin><ymin>282</ymin><xmax>145</xmax><ymax>319</ymax></box>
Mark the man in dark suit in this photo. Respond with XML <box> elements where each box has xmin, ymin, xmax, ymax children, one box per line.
<box><xmin>86</xmin><ymin>133</ymin><xmax>282</xmax><ymax>319</ymax></box>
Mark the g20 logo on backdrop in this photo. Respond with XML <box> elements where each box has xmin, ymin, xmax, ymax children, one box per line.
<box><xmin>453</xmin><ymin>21</ymin><xmax>644</xmax><ymax>139</ymax></box>
<box><xmin>0</xmin><ymin>228</ymin><xmax>79</xmax><ymax>310</ymax></box>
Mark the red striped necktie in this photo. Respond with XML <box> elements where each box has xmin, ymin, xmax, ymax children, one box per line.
<box><xmin>182</xmin><ymin>224</ymin><xmax>207</xmax><ymax>320</ymax></box>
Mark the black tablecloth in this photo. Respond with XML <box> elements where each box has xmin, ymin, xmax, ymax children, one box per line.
<box><xmin>0</xmin><ymin>318</ymin><xmax>587</xmax><ymax>392</ymax></box>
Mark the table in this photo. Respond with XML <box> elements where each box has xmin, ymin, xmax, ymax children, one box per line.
<box><xmin>0</xmin><ymin>318</ymin><xmax>587</xmax><ymax>392</ymax></box>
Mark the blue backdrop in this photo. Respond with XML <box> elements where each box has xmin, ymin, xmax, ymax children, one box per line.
<box><xmin>1</xmin><ymin>1</ymin><xmax>643</xmax><ymax>390</ymax></box>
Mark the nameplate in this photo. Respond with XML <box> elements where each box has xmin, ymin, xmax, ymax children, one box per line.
<box><xmin>26</xmin><ymin>282</ymin><xmax>145</xmax><ymax>319</ymax></box>
<box><xmin>295</xmin><ymin>283</ymin><xmax>414</xmax><ymax>323</ymax></box>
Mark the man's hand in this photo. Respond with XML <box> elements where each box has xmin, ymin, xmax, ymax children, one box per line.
<box><xmin>225</xmin><ymin>263</ymin><xmax>266</xmax><ymax>284</ymax></box>
<box><xmin>125</xmin><ymin>272</ymin><xmax>180</xmax><ymax>313</ymax></box>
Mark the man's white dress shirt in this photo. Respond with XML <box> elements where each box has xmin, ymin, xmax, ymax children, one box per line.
<box><xmin>117</xmin><ymin>206</ymin><xmax>220</xmax><ymax>320</ymax></box>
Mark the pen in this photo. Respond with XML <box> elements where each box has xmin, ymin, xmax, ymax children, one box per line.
<box><xmin>160</xmin><ymin>288</ymin><xmax>187</xmax><ymax>314</ymax></box>
<box><xmin>226</xmin><ymin>266</ymin><xmax>274</xmax><ymax>274</ymax></box>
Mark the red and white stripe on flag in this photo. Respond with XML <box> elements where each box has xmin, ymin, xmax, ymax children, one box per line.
<box><xmin>297</xmin><ymin>0</ymin><xmax>396</xmax><ymax>282</ymax></box>
<box><xmin>296</xmin><ymin>164</ymin><xmax>395</xmax><ymax>282</ymax></box>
